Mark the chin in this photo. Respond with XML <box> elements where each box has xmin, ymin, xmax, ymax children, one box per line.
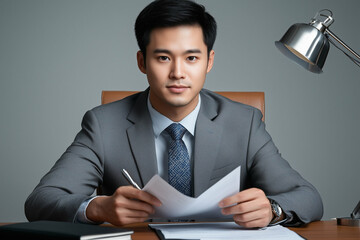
<box><xmin>161</xmin><ymin>90</ymin><xmax>199</xmax><ymax>108</ymax></box>
<box><xmin>167</xmin><ymin>98</ymin><xmax>191</xmax><ymax>107</ymax></box>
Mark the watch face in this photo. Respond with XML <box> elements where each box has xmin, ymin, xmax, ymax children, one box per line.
<box><xmin>271</xmin><ymin>201</ymin><xmax>281</xmax><ymax>217</ymax></box>
<box><xmin>269</xmin><ymin>199</ymin><xmax>283</xmax><ymax>224</ymax></box>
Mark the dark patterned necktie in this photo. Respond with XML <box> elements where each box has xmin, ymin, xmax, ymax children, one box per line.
<box><xmin>165</xmin><ymin>123</ymin><xmax>192</xmax><ymax>196</ymax></box>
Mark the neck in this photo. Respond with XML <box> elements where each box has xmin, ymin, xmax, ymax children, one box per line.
<box><xmin>149</xmin><ymin>94</ymin><xmax>199</xmax><ymax>122</ymax></box>
<box><xmin>164</xmin><ymin>106</ymin><xmax>195</xmax><ymax>122</ymax></box>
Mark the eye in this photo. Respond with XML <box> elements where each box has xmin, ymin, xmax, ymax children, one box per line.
<box><xmin>187</xmin><ymin>56</ymin><xmax>198</xmax><ymax>62</ymax></box>
<box><xmin>158</xmin><ymin>56</ymin><xmax>170</xmax><ymax>62</ymax></box>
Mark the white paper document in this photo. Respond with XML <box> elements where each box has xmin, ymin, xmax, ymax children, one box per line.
<box><xmin>149</xmin><ymin>222</ymin><xmax>304</xmax><ymax>240</ymax></box>
<box><xmin>143</xmin><ymin>166</ymin><xmax>240</xmax><ymax>220</ymax></box>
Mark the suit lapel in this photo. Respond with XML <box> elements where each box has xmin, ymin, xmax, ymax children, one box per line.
<box><xmin>125</xmin><ymin>89</ymin><xmax>223</xmax><ymax>193</ymax></box>
<box><xmin>193</xmin><ymin>92</ymin><xmax>223</xmax><ymax>197</ymax></box>
<box><xmin>126</xmin><ymin>90</ymin><xmax>158</xmax><ymax>187</ymax></box>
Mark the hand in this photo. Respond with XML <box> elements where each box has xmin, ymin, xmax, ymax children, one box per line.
<box><xmin>86</xmin><ymin>186</ymin><xmax>162</xmax><ymax>226</ymax></box>
<box><xmin>218</xmin><ymin>188</ymin><xmax>272</xmax><ymax>228</ymax></box>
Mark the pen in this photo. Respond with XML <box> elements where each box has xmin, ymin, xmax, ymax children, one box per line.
<box><xmin>122</xmin><ymin>169</ymin><xmax>141</xmax><ymax>190</ymax></box>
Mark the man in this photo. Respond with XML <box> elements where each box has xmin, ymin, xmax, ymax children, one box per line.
<box><xmin>25</xmin><ymin>0</ymin><xmax>323</xmax><ymax>228</ymax></box>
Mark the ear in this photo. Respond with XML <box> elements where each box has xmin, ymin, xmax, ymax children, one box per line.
<box><xmin>137</xmin><ymin>51</ymin><xmax>146</xmax><ymax>74</ymax></box>
<box><xmin>206</xmin><ymin>50</ymin><xmax>215</xmax><ymax>73</ymax></box>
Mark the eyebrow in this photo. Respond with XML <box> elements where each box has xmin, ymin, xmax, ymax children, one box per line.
<box><xmin>153</xmin><ymin>49</ymin><xmax>202</xmax><ymax>54</ymax></box>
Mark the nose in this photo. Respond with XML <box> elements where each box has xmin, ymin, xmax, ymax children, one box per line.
<box><xmin>169</xmin><ymin>59</ymin><xmax>186</xmax><ymax>80</ymax></box>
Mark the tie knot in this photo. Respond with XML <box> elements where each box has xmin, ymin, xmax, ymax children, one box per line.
<box><xmin>165</xmin><ymin>123</ymin><xmax>187</xmax><ymax>140</ymax></box>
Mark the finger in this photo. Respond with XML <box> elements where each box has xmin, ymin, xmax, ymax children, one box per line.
<box><xmin>116</xmin><ymin>186</ymin><xmax>162</xmax><ymax>207</ymax></box>
<box><xmin>116</xmin><ymin>196</ymin><xmax>156</xmax><ymax>215</ymax></box>
<box><xmin>221</xmin><ymin>200</ymin><xmax>256</xmax><ymax>215</ymax></box>
<box><xmin>111</xmin><ymin>208</ymin><xmax>150</xmax><ymax>226</ymax></box>
<box><xmin>233</xmin><ymin>207</ymin><xmax>270</xmax><ymax>223</ymax></box>
<box><xmin>219</xmin><ymin>188</ymin><xmax>265</xmax><ymax>208</ymax></box>
<box><xmin>116</xmin><ymin>206</ymin><xmax>151</xmax><ymax>219</ymax></box>
<box><xmin>222</xmin><ymin>197</ymin><xmax>270</xmax><ymax>215</ymax></box>
<box><xmin>234</xmin><ymin>216</ymin><xmax>270</xmax><ymax>228</ymax></box>
<box><xmin>115</xmin><ymin>216</ymin><xmax>149</xmax><ymax>226</ymax></box>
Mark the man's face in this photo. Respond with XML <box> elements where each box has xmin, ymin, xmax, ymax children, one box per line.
<box><xmin>137</xmin><ymin>25</ymin><xmax>214</xmax><ymax>121</ymax></box>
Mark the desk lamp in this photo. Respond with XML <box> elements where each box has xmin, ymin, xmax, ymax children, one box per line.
<box><xmin>275</xmin><ymin>9</ymin><xmax>360</xmax><ymax>227</ymax></box>
<box><xmin>275</xmin><ymin>9</ymin><xmax>360</xmax><ymax>73</ymax></box>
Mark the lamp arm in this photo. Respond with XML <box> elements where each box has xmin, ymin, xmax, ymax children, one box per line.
<box><xmin>325</xmin><ymin>28</ymin><xmax>360</xmax><ymax>61</ymax></box>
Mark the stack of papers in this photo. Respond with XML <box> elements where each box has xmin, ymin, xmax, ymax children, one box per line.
<box><xmin>149</xmin><ymin>222</ymin><xmax>305</xmax><ymax>240</ymax></box>
<box><xmin>143</xmin><ymin>167</ymin><xmax>241</xmax><ymax>220</ymax></box>
<box><xmin>144</xmin><ymin>166</ymin><xmax>304</xmax><ymax>239</ymax></box>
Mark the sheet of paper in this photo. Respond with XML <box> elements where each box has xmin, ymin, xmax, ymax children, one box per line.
<box><xmin>143</xmin><ymin>166</ymin><xmax>240</xmax><ymax>220</ymax></box>
<box><xmin>149</xmin><ymin>222</ymin><xmax>304</xmax><ymax>240</ymax></box>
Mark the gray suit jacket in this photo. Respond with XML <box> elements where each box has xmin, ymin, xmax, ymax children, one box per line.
<box><xmin>25</xmin><ymin>89</ymin><xmax>323</xmax><ymax>225</ymax></box>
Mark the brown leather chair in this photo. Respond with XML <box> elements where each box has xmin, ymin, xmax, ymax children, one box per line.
<box><xmin>101</xmin><ymin>90</ymin><xmax>265</xmax><ymax>121</ymax></box>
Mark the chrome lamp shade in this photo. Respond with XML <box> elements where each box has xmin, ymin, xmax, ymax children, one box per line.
<box><xmin>275</xmin><ymin>23</ymin><xmax>329</xmax><ymax>73</ymax></box>
<box><xmin>275</xmin><ymin>9</ymin><xmax>360</xmax><ymax>73</ymax></box>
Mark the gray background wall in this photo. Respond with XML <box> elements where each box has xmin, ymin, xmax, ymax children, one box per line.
<box><xmin>1</xmin><ymin>0</ymin><xmax>359</xmax><ymax>222</ymax></box>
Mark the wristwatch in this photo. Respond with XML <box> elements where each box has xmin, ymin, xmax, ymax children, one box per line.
<box><xmin>269</xmin><ymin>199</ymin><xmax>282</xmax><ymax>224</ymax></box>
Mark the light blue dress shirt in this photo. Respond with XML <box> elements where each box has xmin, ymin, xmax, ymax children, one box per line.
<box><xmin>147</xmin><ymin>94</ymin><xmax>201</xmax><ymax>180</ymax></box>
<box><xmin>75</xmin><ymin>94</ymin><xmax>201</xmax><ymax>223</ymax></box>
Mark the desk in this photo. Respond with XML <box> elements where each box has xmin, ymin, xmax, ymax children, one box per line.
<box><xmin>123</xmin><ymin>220</ymin><xmax>360</xmax><ymax>240</ymax></box>
<box><xmin>288</xmin><ymin>220</ymin><xmax>360</xmax><ymax>240</ymax></box>
<box><xmin>1</xmin><ymin>220</ymin><xmax>359</xmax><ymax>239</ymax></box>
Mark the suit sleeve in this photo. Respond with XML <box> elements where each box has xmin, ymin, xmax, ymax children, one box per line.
<box><xmin>246</xmin><ymin>108</ymin><xmax>323</xmax><ymax>226</ymax></box>
<box><xmin>25</xmin><ymin>110</ymin><xmax>105</xmax><ymax>222</ymax></box>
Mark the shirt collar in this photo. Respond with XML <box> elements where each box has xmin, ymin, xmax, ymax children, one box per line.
<box><xmin>147</xmin><ymin>94</ymin><xmax>201</xmax><ymax>138</ymax></box>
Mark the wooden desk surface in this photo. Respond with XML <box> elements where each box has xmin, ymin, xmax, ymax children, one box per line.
<box><xmin>123</xmin><ymin>220</ymin><xmax>360</xmax><ymax>240</ymax></box>
<box><xmin>1</xmin><ymin>220</ymin><xmax>359</xmax><ymax>239</ymax></box>
<box><xmin>288</xmin><ymin>220</ymin><xmax>360</xmax><ymax>240</ymax></box>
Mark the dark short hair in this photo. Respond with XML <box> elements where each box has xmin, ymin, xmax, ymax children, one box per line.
<box><xmin>135</xmin><ymin>0</ymin><xmax>217</xmax><ymax>60</ymax></box>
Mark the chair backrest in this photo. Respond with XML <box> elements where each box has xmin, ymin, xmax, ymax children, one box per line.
<box><xmin>101</xmin><ymin>90</ymin><xmax>265</xmax><ymax>121</ymax></box>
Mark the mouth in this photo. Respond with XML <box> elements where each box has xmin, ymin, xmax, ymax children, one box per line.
<box><xmin>166</xmin><ymin>85</ymin><xmax>190</xmax><ymax>94</ymax></box>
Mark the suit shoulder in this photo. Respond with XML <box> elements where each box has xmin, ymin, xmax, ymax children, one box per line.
<box><xmin>82</xmin><ymin>91</ymin><xmax>147</xmax><ymax>126</ymax></box>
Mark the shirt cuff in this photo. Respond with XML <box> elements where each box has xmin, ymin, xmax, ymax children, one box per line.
<box><xmin>73</xmin><ymin>196</ymin><xmax>103</xmax><ymax>224</ymax></box>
